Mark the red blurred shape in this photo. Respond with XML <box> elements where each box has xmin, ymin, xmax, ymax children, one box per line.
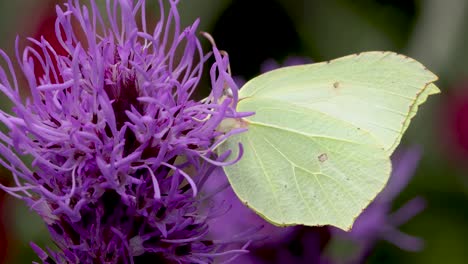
<box><xmin>441</xmin><ymin>84</ymin><xmax>468</xmax><ymax>160</ymax></box>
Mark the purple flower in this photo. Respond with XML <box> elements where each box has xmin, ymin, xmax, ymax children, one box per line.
<box><xmin>0</xmin><ymin>0</ymin><xmax>251</xmax><ymax>263</ymax></box>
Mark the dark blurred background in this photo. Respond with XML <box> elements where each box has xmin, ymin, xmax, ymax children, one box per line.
<box><xmin>1</xmin><ymin>0</ymin><xmax>468</xmax><ymax>263</ymax></box>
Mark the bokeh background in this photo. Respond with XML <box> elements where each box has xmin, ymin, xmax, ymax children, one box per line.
<box><xmin>1</xmin><ymin>0</ymin><xmax>467</xmax><ymax>263</ymax></box>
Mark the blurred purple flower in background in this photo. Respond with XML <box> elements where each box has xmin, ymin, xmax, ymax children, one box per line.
<box><xmin>0</xmin><ymin>0</ymin><xmax>252</xmax><ymax>263</ymax></box>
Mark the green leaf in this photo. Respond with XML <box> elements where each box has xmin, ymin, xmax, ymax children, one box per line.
<box><xmin>219</xmin><ymin>51</ymin><xmax>439</xmax><ymax>230</ymax></box>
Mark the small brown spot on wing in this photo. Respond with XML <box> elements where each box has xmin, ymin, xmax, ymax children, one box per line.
<box><xmin>333</xmin><ymin>82</ymin><xmax>340</xmax><ymax>89</ymax></box>
<box><xmin>318</xmin><ymin>153</ymin><xmax>328</xmax><ymax>163</ymax></box>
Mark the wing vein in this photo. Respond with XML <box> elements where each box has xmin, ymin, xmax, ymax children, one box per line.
<box><xmin>262</xmin><ymin>137</ymin><xmax>317</xmax><ymax>220</ymax></box>
<box><xmin>246</xmin><ymin>133</ymin><xmax>286</xmax><ymax>221</ymax></box>
<box><xmin>249</xmin><ymin>122</ymin><xmax>366</xmax><ymax>146</ymax></box>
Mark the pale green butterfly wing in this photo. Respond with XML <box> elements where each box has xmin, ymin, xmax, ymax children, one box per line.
<box><xmin>219</xmin><ymin>52</ymin><xmax>439</xmax><ymax>230</ymax></box>
<box><xmin>238</xmin><ymin>52</ymin><xmax>439</xmax><ymax>154</ymax></box>
<box><xmin>220</xmin><ymin>111</ymin><xmax>390</xmax><ymax>229</ymax></box>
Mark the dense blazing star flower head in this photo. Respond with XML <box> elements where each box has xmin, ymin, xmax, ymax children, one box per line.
<box><xmin>0</xmin><ymin>0</ymin><xmax>251</xmax><ymax>263</ymax></box>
